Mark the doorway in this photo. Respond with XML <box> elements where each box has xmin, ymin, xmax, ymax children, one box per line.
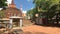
<box><xmin>12</xmin><ymin>18</ymin><xmax>20</xmax><ymax>27</ymax></box>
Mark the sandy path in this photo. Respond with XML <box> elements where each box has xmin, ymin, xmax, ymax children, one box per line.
<box><xmin>22</xmin><ymin>25</ymin><xmax>60</xmax><ymax>34</ymax></box>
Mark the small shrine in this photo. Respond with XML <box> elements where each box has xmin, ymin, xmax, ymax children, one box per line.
<box><xmin>0</xmin><ymin>0</ymin><xmax>23</xmax><ymax>28</ymax></box>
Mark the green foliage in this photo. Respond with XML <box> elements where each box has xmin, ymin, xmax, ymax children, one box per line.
<box><xmin>48</xmin><ymin>3</ymin><xmax>60</xmax><ymax>18</ymax></box>
<box><xmin>27</xmin><ymin>7</ymin><xmax>38</xmax><ymax>18</ymax></box>
<box><xmin>27</xmin><ymin>0</ymin><xmax>60</xmax><ymax>20</ymax></box>
<box><xmin>33</xmin><ymin>0</ymin><xmax>60</xmax><ymax>18</ymax></box>
<box><xmin>0</xmin><ymin>0</ymin><xmax>7</xmax><ymax>8</ymax></box>
<box><xmin>0</xmin><ymin>11</ymin><xmax>5</xmax><ymax>18</ymax></box>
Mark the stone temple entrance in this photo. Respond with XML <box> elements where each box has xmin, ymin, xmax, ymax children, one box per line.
<box><xmin>13</xmin><ymin>18</ymin><xmax>20</xmax><ymax>27</ymax></box>
<box><xmin>9</xmin><ymin>16</ymin><xmax>22</xmax><ymax>29</ymax></box>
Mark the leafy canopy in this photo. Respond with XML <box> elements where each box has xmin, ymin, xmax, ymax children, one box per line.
<box><xmin>0</xmin><ymin>0</ymin><xmax>7</xmax><ymax>8</ymax></box>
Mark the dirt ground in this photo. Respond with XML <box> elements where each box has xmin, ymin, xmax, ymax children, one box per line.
<box><xmin>1</xmin><ymin>25</ymin><xmax>60</xmax><ymax>34</ymax></box>
<box><xmin>22</xmin><ymin>25</ymin><xmax>60</xmax><ymax>34</ymax></box>
<box><xmin>0</xmin><ymin>19</ymin><xmax>60</xmax><ymax>34</ymax></box>
<box><xmin>21</xmin><ymin>19</ymin><xmax>60</xmax><ymax>34</ymax></box>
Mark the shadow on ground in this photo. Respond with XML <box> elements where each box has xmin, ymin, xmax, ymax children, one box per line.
<box><xmin>34</xmin><ymin>23</ymin><xmax>60</xmax><ymax>28</ymax></box>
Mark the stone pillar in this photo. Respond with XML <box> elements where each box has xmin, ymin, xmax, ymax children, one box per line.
<box><xmin>10</xmin><ymin>19</ymin><xmax>13</xmax><ymax>29</ymax></box>
<box><xmin>20</xmin><ymin>18</ymin><xmax>22</xmax><ymax>29</ymax></box>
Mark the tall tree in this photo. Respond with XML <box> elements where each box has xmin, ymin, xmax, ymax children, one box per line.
<box><xmin>33</xmin><ymin>0</ymin><xmax>60</xmax><ymax>17</ymax></box>
<box><xmin>0</xmin><ymin>0</ymin><xmax>7</xmax><ymax>18</ymax></box>
<box><xmin>0</xmin><ymin>0</ymin><xmax>7</xmax><ymax>9</ymax></box>
<box><xmin>33</xmin><ymin>0</ymin><xmax>60</xmax><ymax>24</ymax></box>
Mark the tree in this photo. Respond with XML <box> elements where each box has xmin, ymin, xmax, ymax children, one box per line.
<box><xmin>33</xmin><ymin>0</ymin><xmax>60</xmax><ymax>24</ymax></box>
<box><xmin>27</xmin><ymin>0</ymin><xmax>60</xmax><ymax>24</ymax></box>
<box><xmin>33</xmin><ymin>0</ymin><xmax>60</xmax><ymax>14</ymax></box>
<box><xmin>48</xmin><ymin>3</ymin><xmax>60</xmax><ymax>24</ymax></box>
<box><xmin>0</xmin><ymin>11</ymin><xmax>5</xmax><ymax>19</ymax></box>
<box><xmin>0</xmin><ymin>0</ymin><xmax>7</xmax><ymax>9</ymax></box>
<box><xmin>33</xmin><ymin>0</ymin><xmax>60</xmax><ymax>18</ymax></box>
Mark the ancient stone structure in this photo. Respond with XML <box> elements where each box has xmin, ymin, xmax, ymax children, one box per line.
<box><xmin>1</xmin><ymin>0</ymin><xmax>23</xmax><ymax>28</ymax></box>
<box><xmin>3</xmin><ymin>0</ymin><xmax>22</xmax><ymax>18</ymax></box>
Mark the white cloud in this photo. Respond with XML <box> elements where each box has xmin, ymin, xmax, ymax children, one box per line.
<box><xmin>31</xmin><ymin>7</ymin><xmax>34</xmax><ymax>9</ymax></box>
<box><xmin>22</xmin><ymin>10</ymin><xmax>27</xmax><ymax>13</ymax></box>
<box><xmin>7</xmin><ymin>0</ymin><xmax>12</xmax><ymax>4</ymax></box>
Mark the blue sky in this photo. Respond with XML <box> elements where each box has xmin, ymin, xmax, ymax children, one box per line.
<box><xmin>14</xmin><ymin>0</ymin><xmax>35</xmax><ymax>13</ymax></box>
